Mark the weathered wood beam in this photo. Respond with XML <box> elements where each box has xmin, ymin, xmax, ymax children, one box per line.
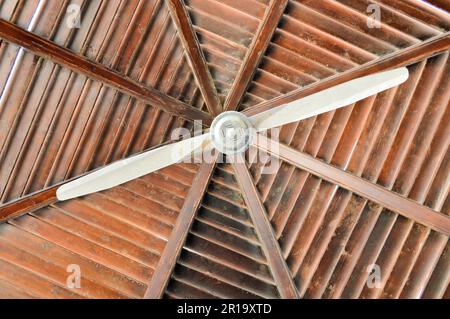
<box><xmin>145</xmin><ymin>154</ymin><xmax>219</xmax><ymax>298</ymax></box>
<box><xmin>244</xmin><ymin>32</ymin><xmax>450</xmax><ymax>117</ymax></box>
<box><xmin>0</xmin><ymin>19</ymin><xmax>213</xmax><ymax>125</ymax></box>
<box><xmin>166</xmin><ymin>0</ymin><xmax>222</xmax><ymax>116</ymax></box>
<box><xmin>232</xmin><ymin>154</ymin><xmax>299</xmax><ymax>298</ymax></box>
<box><xmin>225</xmin><ymin>0</ymin><xmax>288</xmax><ymax>111</ymax></box>
<box><xmin>255</xmin><ymin>135</ymin><xmax>450</xmax><ymax>236</ymax></box>
<box><xmin>0</xmin><ymin>186</ymin><xmax>58</xmax><ymax>222</ymax></box>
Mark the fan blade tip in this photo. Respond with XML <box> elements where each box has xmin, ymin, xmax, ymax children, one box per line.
<box><xmin>56</xmin><ymin>186</ymin><xmax>70</xmax><ymax>201</ymax></box>
<box><xmin>394</xmin><ymin>67</ymin><xmax>409</xmax><ymax>82</ymax></box>
<box><xmin>400</xmin><ymin>66</ymin><xmax>409</xmax><ymax>76</ymax></box>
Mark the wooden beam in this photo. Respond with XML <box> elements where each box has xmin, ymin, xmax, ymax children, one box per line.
<box><xmin>145</xmin><ymin>154</ymin><xmax>218</xmax><ymax>298</ymax></box>
<box><xmin>225</xmin><ymin>0</ymin><xmax>288</xmax><ymax>111</ymax></box>
<box><xmin>0</xmin><ymin>18</ymin><xmax>213</xmax><ymax>126</ymax></box>
<box><xmin>167</xmin><ymin>0</ymin><xmax>222</xmax><ymax>116</ymax></box>
<box><xmin>243</xmin><ymin>32</ymin><xmax>450</xmax><ymax>117</ymax></box>
<box><xmin>0</xmin><ymin>186</ymin><xmax>58</xmax><ymax>222</ymax></box>
<box><xmin>255</xmin><ymin>135</ymin><xmax>450</xmax><ymax>236</ymax></box>
<box><xmin>232</xmin><ymin>154</ymin><xmax>299</xmax><ymax>298</ymax></box>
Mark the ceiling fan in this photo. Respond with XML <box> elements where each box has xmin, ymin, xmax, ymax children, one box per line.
<box><xmin>56</xmin><ymin>67</ymin><xmax>409</xmax><ymax>201</ymax></box>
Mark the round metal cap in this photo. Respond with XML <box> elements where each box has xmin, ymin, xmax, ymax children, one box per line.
<box><xmin>210</xmin><ymin>111</ymin><xmax>255</xmax><ymax>155</ymax></box>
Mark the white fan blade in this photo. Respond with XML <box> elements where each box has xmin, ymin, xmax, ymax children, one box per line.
<box><xmin>56</xmin><ymin>133</ymin><xmax>212</xmax><ymax>201</ymax></box>
<box><xmin>250</xmin><ymin>67</ymin><xmax>409</xmax><ymax>131</ymax></box>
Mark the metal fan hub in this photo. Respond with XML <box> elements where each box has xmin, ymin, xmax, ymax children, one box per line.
<box><xmin>210</xmin><ymin>111</ymin><xmax>255</xmax><ymax>155</ymax></box>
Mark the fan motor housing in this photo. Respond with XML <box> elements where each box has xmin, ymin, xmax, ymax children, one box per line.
<box><xmin>210</xmin><ymin>111</ymin><xmax>255</xmax><ymax>155</ymax></box>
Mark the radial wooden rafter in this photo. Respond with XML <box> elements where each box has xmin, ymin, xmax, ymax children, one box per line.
<box><xmin>254</xmin><ymin>135</ymin><xmax>450</xmax><ymax>236</ymax></box>
<box><xmin>145</xmin><ymin>155</ymin><xmax>218</xmax><ymax>298</ymax></box>
<box><xmin>224</xmin><ymin>0</ymin><xmax>289</xmax><ymax>111</ymax></box>
<box><xmin>232</xmin><ymin>153</ymin><xmax>299</xmax><ymax>298</ymax></box>
<box><xmin>166</xmin><ymin>0</ymin><xmax>222</xmax><ymax>116</ymax></box>
<box><xmin>0</xmin><ymin>0</ymin><xmax>449</xmax><ymax>299</ymax></box>
<box><xmin>143</xmin><ymin>0</ymin><xmax>295</xmax><ymax>298</ymax></box>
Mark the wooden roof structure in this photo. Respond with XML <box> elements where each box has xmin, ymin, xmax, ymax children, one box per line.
<box><xmin>0</xmin><ymin>0</ymin><xmax>449</xmax><ymax>299</ymax></box>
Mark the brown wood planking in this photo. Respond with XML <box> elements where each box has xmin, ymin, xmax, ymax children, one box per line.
<box><xmin>205</xmin><ymin>43</ymin><xmax>447</xmax><ymax>298</ymax></box>
<box><xmin>298</xmin><ymin>0</ymin><xmax>419</xmax><ymax>48</ymax></box>
<box><xmin>184</xmin><ymin>0</ymin><xmax>268</xmax><ymax>103</ymax></box>
<box><xmin>232</xmin><ymin>154</ymin><xmax>299</xmax><ymax>299</ymax></box>
<box><xmin>340</xmin><ymin>55</ymin><xmax>449</xmax><ymax>299</ymax></box>
<box><xmin>428</xmin><ymin>0</ymin><xmax>450</xmax><ymax>14</ymax></box>
<box><xmin>165</xmin><ymin>163</ymin><xmax>281</xmax><ymax>298</ymax></box>
<box><xmin>299</xmin><ymin>54</ymin><xmax>449</xmax><ymax>299</ymax></box>
<box><xmin>224</xmin><ymin>0</ymin><xmax>288</xmax><ymax>111</ymax></box>
<box><xmin>249</xmin><ymin>67</ymin><xmax>398</xmax><ymax>296</ymax></box>
<box><xmin>145</xmin><ymin>155</ymin><xmax>218</xmax><ymax>298</ymax></box>
<box><xmin>0</xmin><ymin>18</ymin><xmax>213</xmax><ymax>125</ymax></box>
<box><xmin>255</xmin><ymin>135</ymin><xmax>450</xmax><ymax>237</ymax></box>
<box><xmin>382</xmin><ymin>0</ymin><xmax>450</xmax><ymax>30</ymax></box>
<box><xmin>237</xmin><ymin>0</ymin><xmax>450</xmax><ymax>111</ymax></box>
<box><xmin>0</xmin><ymin>0</ymin><xmax>449</xmax><ymax>299</ymax></box>
<box><xmin>349</xmin><ymin>54</ymin><xmax>450</xmax><ymax>299</ymax></box>
<box><xmin>243</xmin><ymin>32</ymin><xmax>450</xmax><ymax>116</ymax></box>
<box><xmin>0</xmin><ymin>163</ymin><xmax>198</xmax><ymax>298</ymax></box>
<box><xmin>421</xmin><ymin>239</ymin><xmax>450</xmax><ymax>298</ymax></box>
<box><xmin>167</xmin><ymin>0</ymin><xmax>222</xmax><ymax>116</ymax></box>
<box><xmin>0</xmin><ymin>1</ymin><xmax>199</xmax><ymax>204</ymax></box>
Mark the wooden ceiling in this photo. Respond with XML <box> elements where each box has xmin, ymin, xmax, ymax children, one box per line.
<box><xmin>0</xmin><ymin>0</ymin><xmax>449</xmax><ymax>299</ymax></box>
